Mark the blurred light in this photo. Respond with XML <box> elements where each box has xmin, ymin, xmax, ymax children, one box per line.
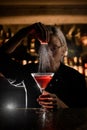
<box><xmin>80</xmin><ymin>36</ymin><xmax>87</xmax><ymax>46</ymax></box>
<box><xmin>31</xmin><ymin>38</ymin><xmax>35</xmax><ymax>42</ymax></box>
<box><xmin>28</xmin><ymin>60</ymin><xmax>32</xmax><ymax>64</ymax></box>
<box><xmin>34</xmin><ymin>60</ymin><xmax>38</xmax><ymax>64</ymax></box>
<box><xmin>22</xmin><ymin>60</ymin><xmax>27</xmax><ymax>65</ymax></box>
<box><xmin>6</xmin><ymin>103</ymin><xmax>17</xmax><ymax>110</ymax></box>
<box><xmin>30</xmin><ymin>49</ymin><xmax>35</xmax><ymax>53</ymax></box>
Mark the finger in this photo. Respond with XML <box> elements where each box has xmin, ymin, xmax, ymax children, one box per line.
<box><xmin>39</xmin><ymin>101</ymin><xmax>52</xmax><ymax>105</ymax></box>
<box><xmin>40</xmin><ymin>23</ymin><xmax>50</xmax><ymax>42</ymax></box>
<box><xmin>40</xmin><ymin>93</ymin><xmax>57</xmax><ymax>100</ymax></box>
<box><xmin>35</xmin><ymin>22</ymin><xmax>50</xmax><ymax>43</ymax></box>
<box><xmin>38</xmin><ymin>97</ymin><xmax>57</xmax><ymax>105</ymax></box>
<box><xmin>39</xmin><ymin>101</ymin><xmax>57</xmax><ymax>109</ymax></box>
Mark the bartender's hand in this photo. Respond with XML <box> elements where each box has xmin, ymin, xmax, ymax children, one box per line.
<box><xmin>28</xmin><ymin>22</ymin><xmax>50</xmax><ymax>44</ymax></box>
<box><xmin>2</xmin><ymin>22</ymin><xmax>50</xmax><ymax>54</ymax></box>
<box><xmin>37</xmin><ymin>91</ymin><xmax>69</xmax><ymax>110</ymax></box>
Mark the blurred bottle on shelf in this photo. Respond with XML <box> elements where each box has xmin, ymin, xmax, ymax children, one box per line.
<box><xmin>0</xmin><ymin>25</ymin><xmax>6</xmax><ymax>46</ymax></box>
<box><xmin>84</xmin><ymin>63</ymin><xmax>87</xmax><ymax>77</ymax></box>
<box><xmin>68</xmin><ymin>58</ymin><xmax>74</xmax><ymax>69</ymax></box>
<box><xmin>63</xmin><ymin>56</ymin><xmax>84</xmax><ymax>75</ymax></box>
<box><xmin>78</xmin><ymin>57</ymin><xmax>84</xmax><ymax>74</ymax></box>
<box><xmin>73</xmin><ymin>56</ymin><xmax>78</xmax><ymax>71</ymax></box>
<box><xmin>63</xmin><ymin>56</ymin><xmax>69</xmax><ymax>66</ymax></box>
<box><xmin>4</xmin><ymin>28</ymin><xmax>12</xmax><ymax>43</ymax></box>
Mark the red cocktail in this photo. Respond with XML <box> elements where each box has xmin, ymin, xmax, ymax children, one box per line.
<box><xmin>31</xmin><ymin>73</ymin><xmax>54</xmax><ymax>92</ymax></box>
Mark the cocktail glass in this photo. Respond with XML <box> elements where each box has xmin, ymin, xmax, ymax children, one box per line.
<box><xmin>31</xmin><ymin>73</ymin><xmax>54</xmax><ymax>123</ymax></box>
<box><xmin>31</xmin><ymin>73</ymin><xmax>54</xmax><ymax>93</ymax></box>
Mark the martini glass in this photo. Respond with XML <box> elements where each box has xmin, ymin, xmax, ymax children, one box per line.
<box><xmin>31</xmin><ymin>73</ymin><xmax>54</xmax><ymax>124</ymax></box>
<box><xmin>31</xmin><ymin>73</ymin><xmax>54</xmax><ymax>93</ymax></box>
<box><xmin>31</xmin><ymin>73</ymin><xmax>54</xmax><ymax>109</ymax></box>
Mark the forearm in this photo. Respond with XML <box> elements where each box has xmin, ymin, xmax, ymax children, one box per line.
<box><xmin>1</xmin><ymin>26</ymin><xmax>32</xmax><ymax>54</ymax></box>
<box><xmin>56</xmin><ymin>97</ymin><xmax>69</xmax><ymax>108</ymax></box>
<box><xmin>0</xmin><ymin>22</ymin><xmax>50</xmax><ymax>54</ymax></box>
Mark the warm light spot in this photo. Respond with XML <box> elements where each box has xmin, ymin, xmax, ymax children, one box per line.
<box><xmin>28</xmin><ymin>60</ymin><xmax>32</xmax><ymax>64</ymax></box>
<box><xmin>6</xmin><ymin>103</ymin><xmax>16</xmax><ymax>110</ymax></box>
<box><xmin>31</xmin><ymin>38</ymin><xmax>35</xmax><ymax>42</ymax></box>
<box><xmin>22</xmin><ymin>60</ymin><xmax>27</xmax><ymax>65</ymax></box>
<box><xmin>34</xmin><ymin>60</ymin><xmax>38</xmax><ymax>64</ymax></box>
<box><xmin>80</xmin><ymin>36</ymin><xmax>87</xmax><ymax>46</ymax></box>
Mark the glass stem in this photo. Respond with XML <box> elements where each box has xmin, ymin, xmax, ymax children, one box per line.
<box><xmin>42</xmin><ymin>88</ymin><xmax>45</xmax><ymax>95</ymax></box>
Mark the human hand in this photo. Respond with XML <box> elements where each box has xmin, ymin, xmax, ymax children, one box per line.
<box><xmin>37</xmin><ymin>91</ymin><xmax>69</xmax><ymax>110</ymax></box>
<box><xmin>37</xmin><ymin>91</ymin><xmax>58</xmax><ymax>110</ymax></box>
<box><xmin>28</xmin><ymin>22</ymin><xmax>50</xmax><ymax>44</ymax></box>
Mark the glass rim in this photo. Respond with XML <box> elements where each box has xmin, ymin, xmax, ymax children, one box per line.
<box><xmin>31</xmin><ymin>72</ymin><xmax>54</xmax><ymax>76</ymax></box>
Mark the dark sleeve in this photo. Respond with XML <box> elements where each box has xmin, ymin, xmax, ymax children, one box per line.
<box><xmin>75</xmin><ymin>74</ymin><xmax>87</xmax><ymax>107</ymax></box>
<box><xmin>46</xmin><ymin>72</ymin><xmax>87</xmax><ymax>108</ymax></box>
<box><xmin>0</xmin><ymin>25</ymin><xmax>33</xmax><ymax>53</ymax></box>
<box><xmin>0</xmin><ymin>52</ymin><xmax>24</xmax><ymax>81</ymax></box>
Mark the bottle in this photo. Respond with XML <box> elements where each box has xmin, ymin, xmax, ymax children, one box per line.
<box><xmin>4</xmin><ymin>28</ymin><xmax>12</xmax><ymax>43</ymax></box>
<box><xmin>0</xmin><ymin>25</ymin><xmax>5</xmax><ymax>46</ymax></box>
<box><xmin>84</xmin><ymin>63</ymin><xmax>87</xmax><ymax>77</ymax></box>
<box><xmin>78</xmin><ymin>57</ymin><xmax>84</xmax><ymax>74</ymax></box>
<box><xmin>73</xmin><ymin>56</ymin><xmax>78</xmax><ymax>71</ymax></box>
<box><xmin>63</xmin><ymin>56</ymin><xmax>69</xmax><ymax>66</ymax></box>
<box><xmin>68</xmin><ymin>58</ymin><xmax>74</xmax><ymax>68</ymax></box>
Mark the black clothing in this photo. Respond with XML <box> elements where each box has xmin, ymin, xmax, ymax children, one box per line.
<box><xmin>0</xmin><ymin>52</ymin><xmax>41</xmax><ymax>108</ymax></box>
<box><xmin>0</xmin><ymin>52</ymin><xmax>87</xmax><ymax>108</ymax></box>
<box><xmin>46</xmin><ymin>63</ymin><xmax>87</xmax><ymax>107</ymax></box>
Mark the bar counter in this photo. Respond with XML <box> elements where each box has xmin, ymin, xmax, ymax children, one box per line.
<box><xmin>0</xmin><ymin>108</ymin><xmax>87</xmax><ymax>130</ymax></box>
